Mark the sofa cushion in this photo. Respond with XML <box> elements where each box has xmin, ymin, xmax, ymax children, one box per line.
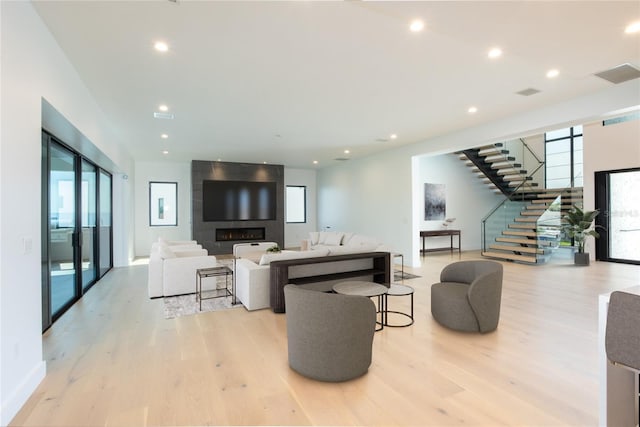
<box><xmin>259</xmin><ymin>248</ymin><xmax>330</xmax><ymax>266</ymax></box>
<box><xmin>159</xmin><ymin>246</ymin><xmax>176</xmax><ymax>259</ymax></box>
<box><xmin>346</xmin><ymin>234</ymin><xmax>380</xmax><ymax>248</ymax></box>
<box><xmin>324</xmin><ymin>232</ymin><xmax>344</xmax><ymax>246</ymax></box>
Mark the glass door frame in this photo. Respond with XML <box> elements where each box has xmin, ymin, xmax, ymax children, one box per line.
<box><xmin>595</xmin><ymin>167</ymin><xmax>640</xmax><ymax>265</ymax></box>
<box><xmin>42</xmin><ymin>130</ymin><xmax>113</xmax><ymax>331</ymax></box>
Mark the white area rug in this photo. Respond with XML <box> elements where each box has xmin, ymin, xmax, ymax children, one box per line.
<box><xmin>163</xmin><ymin>258</ymin><xmax>241</xmax><ymax>319</ymax></box>
<box><xmin>163</xmin><ymin>293</ymin><xmax>241</xmax><ymax>319</ymax></box>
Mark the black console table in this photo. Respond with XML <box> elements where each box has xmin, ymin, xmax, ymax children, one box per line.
<box><xmin>420</xmin><ymin>229</ymin><xmax>461</xmax><ymax>256</ymax></box>
<box><xmin>269</xmin><ymin>252</ymin><xmax>391</xmax><ymax>313</ymax></box>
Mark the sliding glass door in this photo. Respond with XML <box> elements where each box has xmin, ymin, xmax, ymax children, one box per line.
<box><xmin>595</xmin><ymin>168</ymin><xmax>640</xmax><ymax>264</ymax></box>
<box><xmin>42</xmin><ymin>132</ymin><xmax>113</xmax><ymax>330</ymax></box>
<box><xmin>49</xmin><ymin>143</ymin><xmax>78</xmax><ymax>316</ymax></box>
<box><xmin>81</xmin><ymin>160</ymin><xmax>97</xmax><ymax>289</ymax></box>
<box><xmin>99</xmin><ymin>170</ymin><xmax>112</xmax><ymax>278</ymax></box>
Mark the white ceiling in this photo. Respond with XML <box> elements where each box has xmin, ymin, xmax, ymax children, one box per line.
<box><xmin>32</xmin><ymin>1</ymin><xmax>640</xmax><ymax>168</ymax></box>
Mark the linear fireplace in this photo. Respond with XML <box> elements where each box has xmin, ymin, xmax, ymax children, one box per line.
<box><xmin>216</xmin><ymin>227</ymin><xmax>266</xmax><ymax>242</ymax></box>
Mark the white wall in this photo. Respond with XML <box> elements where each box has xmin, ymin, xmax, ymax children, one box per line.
<box><xmin>318</xmin><ymin>150</ymin><xmax>414</xmax><ymax>262</ymax></box>
<box><xmin>583</xmin><ymin>118</ymin><xmax>640</xmax><ymax>257</ymax></box>
<box><xmin>415</xmin><ymin>153</ymin><xmax>504</xmax><ymax>251</ymax></box>
<box><xmin>284</xmin><ymin>168</ymin><xmax>317</xmax><ymax>248</ymax></box>
<box><xmin>0</xmin><ymin>3</ymin><xmax>134</xmax><ymax>424</ymax></box>
<box><xmin>134</xmin><ymin>161</ymin><xmax>192</xmax><ymax>257</ymax></box>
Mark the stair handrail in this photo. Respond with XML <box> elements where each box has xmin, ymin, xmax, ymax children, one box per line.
<box><xmin>520</xmin><ymin>137</ymin><xmax>544</xmax><ymax>165</ymax></box>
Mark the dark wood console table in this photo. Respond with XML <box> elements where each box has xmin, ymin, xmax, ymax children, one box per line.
<box><xmin>420</xmin><ymin>229</ymin><xmax>461</xmax><ymax>256</ymax></box>
<box><xmin>269</xmin><ymin>252</ymin><xmax>391</xmax><ymax>313</ymax></box>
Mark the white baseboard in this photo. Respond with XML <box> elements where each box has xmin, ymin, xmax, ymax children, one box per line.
<box><xmin>0</xmin><ymin>360</ymin><xmax>46</xmax><ymax>426</ymax></box>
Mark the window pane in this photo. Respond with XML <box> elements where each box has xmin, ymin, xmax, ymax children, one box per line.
<box><xmin>546</xmin><ymin>128</ymin><xmax>571</xmax><ymax>140</ymax></box>
<box><xmin>610</xmin><ymin>170</ymin><xmax>640</xmax><ymax>262</ymax></box>
<box><xmin>99</xmin><ymin>170</ymin><xmax>112</xmax><ymax>277</ymax></box>
<box><xmin>286</xmin><ymin>186</ymin><xmax>306</xmax><ymax>223</ymax></box>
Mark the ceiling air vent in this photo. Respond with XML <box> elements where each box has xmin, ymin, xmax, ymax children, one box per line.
<box><xmin>334</xmin><ymin>158</ymin><xmax>350</xmax><ymax>161</ymax></box>
<box><xmin>516</xmin><ymin>88</ymin><xmax>541</xmax><ymax>96</ymax></box>
<box><xmin>153</xmin><ymin>112</ymin><xmax>174</xmax><ymax>119</ymax></box>
<box><xmin>594</xmin><ymin>63</ymin><xmax>640</xmax><ymax>84</ymax></box>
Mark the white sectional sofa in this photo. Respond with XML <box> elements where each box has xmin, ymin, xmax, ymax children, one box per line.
<box><xmin>148</xmin><ymin>242</ymin><xmax>217</xmax><ymax>298</ymax></box>
<box><xmin>234</xmin><ymin>232</ymin><xmax>390</xmax><ymax>311</ymax></box>
<box><xmin>235</xmin><ymin>247</ymin><xmax>332</xmax><ymax>311</ymax></box>
<box><xmin>305</xmin><ymin>231</ymin><xmax>388</xmax><ymax>253</ymax></box>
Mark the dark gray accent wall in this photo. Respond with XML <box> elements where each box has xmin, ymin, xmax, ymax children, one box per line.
<box><xmin>192</xmin><ymin>160</ymin><xmax>284</xmax><ymax>254</ymax></box>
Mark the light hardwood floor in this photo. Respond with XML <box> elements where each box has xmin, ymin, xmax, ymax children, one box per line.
<box><xmin>11</xmin><ymin>251</ymin><xmax>640</xmax><ymax>426</ymax></box>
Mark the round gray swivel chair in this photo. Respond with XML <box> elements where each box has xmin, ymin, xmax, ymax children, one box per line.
<box><xmin>284</xmin><ymin>284</ymin><xmax>376</xmax><ymax>382</ymax></box>
<box><xmin>430</xmin><ymin>260</ymin><xmax>503</xmax><ymax>333</ymax></box>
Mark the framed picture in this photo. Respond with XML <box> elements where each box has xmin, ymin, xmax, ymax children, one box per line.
<box><xmin>149</xmin><ymin>182</ymin><xmax>177</xmax><ymax>226</ymax></box>
<box><xmin>424</xmin><ymin>183</ymin><xmax>446</xmax><ymax>220</ymax></box>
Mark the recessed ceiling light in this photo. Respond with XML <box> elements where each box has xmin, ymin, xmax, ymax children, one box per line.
<box><xmin>468</xmin><ymin>106</ymin><xmax>478</xmax><ymax>114</ymax></box>
<box><xmin>263</xmin><ymin>161</ymin><xmax>267</xmax><ymax>164</ymax></box>
<box><xmin>409</xmin><ymin>19</ymin><xmax>425</xmax><ymax>32</ymax></box>
<box><xmin>546</xmin><ymin>69</ymin><xmax>560</xmax><ymax>79</ymax></box>
<box><xmin>344</xmin><ymin>149</ymin><xmax>350</xmax><ymax>154</ymax></box>
<box><xmin>154</xmin><ymin>41</ymin><xmax>169</xmax><ymax>52</ymax></box>
<box><xmin>390</xmin><ymin>134</ymin><xmax>398</xmax><ymax>140</ymax></box>
<box><xmin>162</xmin><ymin>150</ymin><xmax>169</xmax><ymax>155</ymax></box>
<box><xmin>625</xmin><ymin>21</ymin><xmax>640</xmax><ymax>34</ymax></box>
<box><xmin>158</xmin><ymin>104</ymin><xmax>169</xmax><ymax>112</ymax></box>
<box><xmin>160</xmin><ymin>133</ymin><xmax>168</xmax><ymax>139</ymax></box>
<box><xmin>313</xmin><ymin>160</ymin><xmax>318</xmax><ymax>165</ymax></box>
<box><xmin>488</xmin><ymin>47</ymin><xmax>503</xmax><ymax>59</ymax></box>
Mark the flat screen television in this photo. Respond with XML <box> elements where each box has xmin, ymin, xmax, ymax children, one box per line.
<box><xmin>202</xmin><ymin>180</ymin><xmax>277</xmax><ymax>221</ymax></box>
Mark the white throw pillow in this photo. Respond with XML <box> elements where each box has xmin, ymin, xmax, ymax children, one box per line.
<box><xmin>318</xmin><ymin>231</ymin><xmax>329</xmax><ymax>244</ymax></box>
<box><xmin>341</xmin><ymin>232</ymin><xmax>354</xmax><ymax>246</ymax></box>
<box><xmin>309</xmin><ymin>232</ymin><xmax>320</xmax><ymax>245</ymax></box>
<box><xmin>324</xmin><ymin>232</ymin><xmax>344</xmax><ymax>246</ymax></box>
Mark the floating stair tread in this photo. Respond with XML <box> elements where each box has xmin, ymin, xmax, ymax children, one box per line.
<box><xmin>482</xmin><ymin>251</ymin><xmax>538</xmax><ymax>263</ymax></box>
<box><xmin>485</xmin><ymin>155</ymin><xmax>515</xmax><ymax>163</ymax></box>
<box><xmin>489</xmin><ymin>244</ymin><xmax>544</xmax><ymax>254</ymax></box>
<box><xmin>502</xmin><ymin>230</ymin><xmax>537</xmax><ymax>237</ymax></box>
<box><xmin>496</xmin><ymin>237</ymin><xmax>549</xmax><ymax>245</ymax></box>
<box><xmin>503</xmin><ymin>175</ymin><xmax>532</xmax><ymax>182</ymax></box>
<box><xmin>515</xmin><ymin>217</ymin><xmax>538</xmax><ymax>222</ymax></box>
<box><xmin>498</xmin><ymin>169</ymin><xmax>527</xmax><ymax>176</ymax></box>
<box><xmin>509</xmin><ymin>223</ymin><xmax>537</xmax><ymax>229</ymax></box>
<box><xmin>521</xmin><ymin>210</ymin><xmax>545</xmax><ymax>216</ymax></box>
<box><xmin>526</xmin><ymin>203</ymin><xmax>551</xmax><ymax>209</ymax></box>
<box><xmin>479</xmin><ymin>148</ymin><xmax>509</xmax><ymax>156</ymax></box>
<box><xmin>509</xmin><ymin>181</ymin><xmax>539</xmax><ymax>187</ymax></box>
<box><xmin>492</xmin><ymin>162</ymin><xmax>522</xmax><ymax>168</ymax></box>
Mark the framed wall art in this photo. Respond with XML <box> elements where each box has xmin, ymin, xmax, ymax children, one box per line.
<box><xmin>424</xmin><ymin>183</ymin><xmax>446</xmax><ymax>221</ymax></box>
<box><xmin>149</xmin><ymin>181</ymin><xmax>177</xmax><ymax>226</ymax></box>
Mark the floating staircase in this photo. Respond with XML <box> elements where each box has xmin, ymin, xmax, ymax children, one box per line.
<box><xmin>481</xmin><ymin>187</ymin><xmax>583</xmax><ymax>264</ymax></box>
<box><xmin>461</xmin><ymin>140</ymin><xmax>584</xmax><ymax>265</ymax></box>
<box><xmin>460</xmin><ymin>142</ymin><xmax>541</xmax><ymax>197</ymax></box>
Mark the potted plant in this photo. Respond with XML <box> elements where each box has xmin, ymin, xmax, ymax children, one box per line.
<box><xmin>561</xmin><ymin>205</ymin><xmax>602</xmax><ymax>266</ymax></box>
<box><xmin>266</xmin><ymin>244</ymin><xmax>281</xmax><ymax>253</ymax></box>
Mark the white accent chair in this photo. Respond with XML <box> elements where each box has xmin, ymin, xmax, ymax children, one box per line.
<box><xmin>233</xmin><ymin>242</ymin><xmax>278</xmax><ymax>310</ymax></box>
<box><xmin>148</xmin><ymin>245</ymin><xmax>217</xmax><ymax>298</ymax></box>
